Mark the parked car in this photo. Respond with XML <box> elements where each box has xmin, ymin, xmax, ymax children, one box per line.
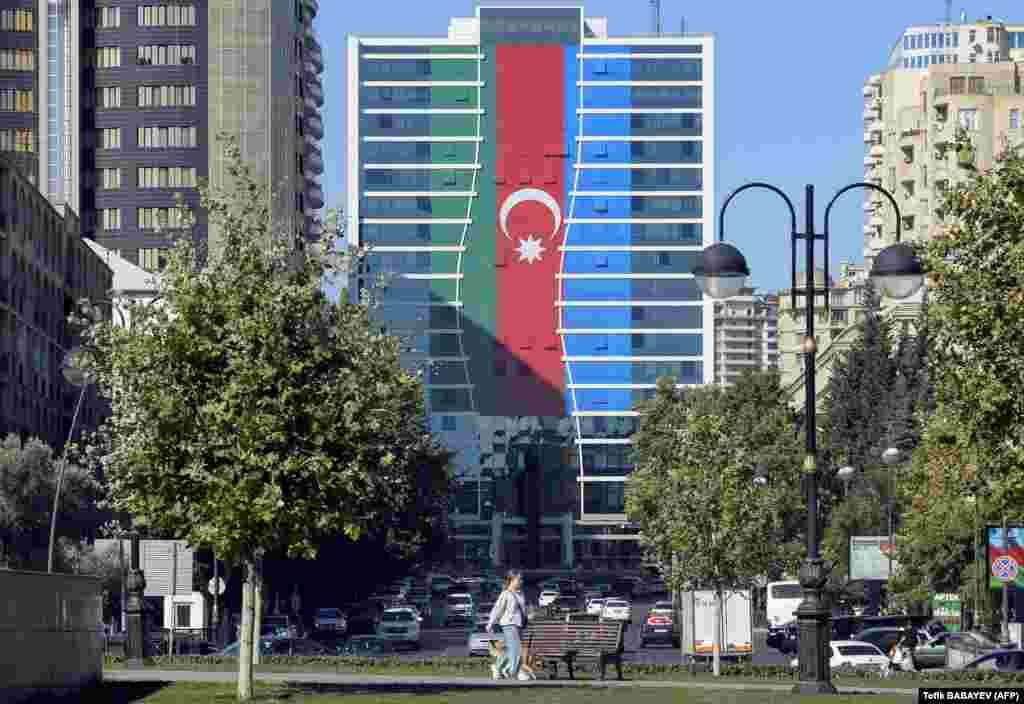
<box><xmin>338</xmin><ymin>635</ymin><xmax>397</xmax><ymax>657</ymax></box>
<box><xmin>538</xmin><ymin>590</ymin><xmax>560</xmax><ymax>608</ymax></box>
<box><xmin>911</xmin><ymin>632</ymin><xmax>949</xmax><ymax>670</ymax></box>
<box><xmin>586</xmin><ymin>598</ymin><xmax>606</xmax><ymax>617</ymax></box>
<box><xmin>260</xmin><ymin>615</ymin><xmax>295</xmax><ymax>639</ymax></box>
<box><xmin>467</xmin><ymin>615</ymin><xmax>496</xmax><ymax>657</ymax></box>
<box><xmin>219</xmin><ymin>638</ymin><xmax>273</xmax><ymax>656</ymax></box>
<box><xmin>601</xmin><ymin>598</ymin><xmax>632</xmax><ymax>623</ymax></box>
<box><xmin>377</xmin><ymin>608</ymin><xmax>421</xmax><ymax>649</ymax></box>
<box><xmin>430</xmin><ymin>574</ymin><xmax>454</xmax><ymax>594</ymax></box>
<box><xmin>852</xmin><ymin>627</ymin><xmax>907</xmax><ymax>657</ymax></box>
<box><xmin>345</xmin><ymin>604</ymin><xmax>383</xmax><ymax>636</ymax></box>
<box><xmin>789</xmin><ymin>641</ymin><xmax>890</xmax><ymax>673</ymax></box>
<box><xmin>641</xmin><ymin>602</ymin><xmax>678</xmax><ymax>647</ymax></box>
<box><xmin>591</xmin><ymin>579</ymin><xmax>613</xmax><ymax>596</ymax></box>
<box><xmin>611</xmin><ymin>579</ymin><xmax>636</xmax><ymax>598</ymax></box>
<box><xmin>268</xmin><ymin>638</ymin><xmax>330</xmax><ymax>656</ymax></box>
<box><xmin>961</xmin><ymin>649</ymin><xmax>1024</xmax><ymax>672</ymax></box>
<box><xmin>445</xmin><ymin>593</ymin><xmax>475</xmax><ymax>626</ymax></box>
<box><xmin>314</xmin><ymin>607</ymin><xmax>347</xmax><ymax>633</ymax></box>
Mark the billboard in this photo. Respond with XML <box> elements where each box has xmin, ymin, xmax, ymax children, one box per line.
<box><xmin>987</xmin><ymin>526</ymin><xmax>1024</xmax><ymax>590</ymax></box>
<box><xmin>849</xmin><ymin>536</ymin><xmax>899</xmax><ymax>580</ymax></box>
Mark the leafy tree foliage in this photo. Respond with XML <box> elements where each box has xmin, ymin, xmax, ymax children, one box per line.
<box><xmin>0</xmin><ymin>434</ymin><xmax>100</xmax><ymax>569</ymax></box>
<box><xmin>76</xmin><ymin>141</ymin><xmax>452</xmax><ymax>699</ymax></box>
<box><xmin>626</xmin><ymin>371</ymin><xmax>805</xmax><ymax>673</ymax></box>
<box><xmin>922</xmin><ymin>140</ymin><xmax>1024</xmax><ymax>514</ymax></box>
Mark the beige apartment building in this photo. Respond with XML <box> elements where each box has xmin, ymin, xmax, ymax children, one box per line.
<box><xmin>864</xmin><ymin>22</ymin><xmax>1024</xmax><ymax>269</ymax></box>
<box><xmin>712</xmin><ymin>288</ymin><xmax>779</xmax><ymax>386</ymax></box>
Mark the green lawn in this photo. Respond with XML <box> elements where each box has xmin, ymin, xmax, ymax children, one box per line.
<box><xmin>85</xmin><ymin>681</ymin><xmax>914</xmax><ymax>704</ymax></box>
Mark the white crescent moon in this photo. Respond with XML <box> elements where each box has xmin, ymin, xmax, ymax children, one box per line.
<box><xmin>499</xmin><ymin>188</ymin><xmax>562</xmax><ymax>241</ymax></box>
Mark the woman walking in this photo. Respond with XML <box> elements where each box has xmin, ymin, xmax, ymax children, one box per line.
<box><xmin>486</xmin><ymin>570</ymin><xmax>530</xmax><ymax>681</ymax></box>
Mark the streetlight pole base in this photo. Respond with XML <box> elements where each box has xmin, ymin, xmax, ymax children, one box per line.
<box><xmin>794</xmin><ymin>558</ymin><xmax>836</xmax><ymax>695</ymax></box>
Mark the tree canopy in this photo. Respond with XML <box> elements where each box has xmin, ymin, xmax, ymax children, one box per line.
<box><xmin>626</xmin><ymin>371</ymin><xmax>806</xmax><ymax>593</ymax></box>
<box><xmin>78</xmin><ymin>142</ymin><xmax>452</xmax><ymax>568</ymax></box>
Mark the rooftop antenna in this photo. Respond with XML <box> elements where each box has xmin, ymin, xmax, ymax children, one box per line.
<box><xmin>945</xmin><ymin>0</ymin><xmax>952</xmax><ymax>24</ymax></box>
<box><xmin>680</xmin><ymin>14</ymin><xmax>686</xmax><ymax>35</ymax></box>
<box><xmin>649</xmin><ymin>0</ymin><xmax>662</xmax><ymax>36</ymax></box>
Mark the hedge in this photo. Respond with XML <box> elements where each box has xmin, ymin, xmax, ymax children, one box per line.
<box><xmin>101</xmin><ymin>656</ymin><xmax>1024</xmax><ymax>684</ymax></box>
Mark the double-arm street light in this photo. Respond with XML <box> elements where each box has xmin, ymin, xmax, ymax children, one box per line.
<box><xmin>694</xmin><ymin>182</ymin><xmax>925</xmax><ymax>695</ymax></box>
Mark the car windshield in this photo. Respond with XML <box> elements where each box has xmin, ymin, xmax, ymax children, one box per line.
<box><xmin>606</xmin><ymin>600</ymin><xmax>627</xmax><ymax>608</ymax></box>
<box><xmin>449</xmin><ymin>596</ymin><xmax>471</xmax><ymax>604</ymax></box>
<box><xmin>383</xmin><ymin>611</ymin><xmax>414</xmax><ymax>622</ymax></box>
<box><xmin>654</xmin><ymin>602</ymin><xmax>673</xmax><ymax>610</ymax></box>
<box><xmin>838</xmin><ymin>645</ymin><xmax>882</xmax><ymax>656</ymax></box>
<box><xmin>317</xmin><ymin>609</ymin><xmax>339</xmax><ymax>617</ymax></box>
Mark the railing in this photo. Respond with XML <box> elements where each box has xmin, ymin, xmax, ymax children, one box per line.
<box><xmin>934</xmin><ymin>80</ymin><xmax>1021</xmax><ymax>99</ymax></box>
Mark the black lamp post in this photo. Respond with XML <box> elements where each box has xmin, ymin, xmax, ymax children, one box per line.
<box><xmin>695</xmin><ymin>182</ymin><xmax>925</xmax><ymax>695</ymax></box>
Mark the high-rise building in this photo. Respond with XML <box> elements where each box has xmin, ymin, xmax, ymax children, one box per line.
<box><xmin>0</xmin><ymin>0</ymin><xmax>324</xmax><ymax>269</ymax></box>
<box><xmin>0</xmin><ymin>155</ymin><xmax>112</xmax><ymax>449</ymax></box>
<box><xmin>711</xmin><ymin>288</ymin><xmax>778</xmax><ymax>385</ymax></box>
<box><xmin>887</xmin><ymin>18</ymin><xmax>1013</xmax><ymax>70</ymax></box>
<box><xmin>348</xmin><ymin>4</ymin><xmax>715</xmax><ymax>570</ymax></box>
<box><xmin>1010</xmin><ymin>25</ymin><xmax>1024</xmax><ymax>61</ymax></box>
<box><xmin>864</xmin><ymin>19</ymin><xmax>1024</xmax><ymax>272</ymax></box>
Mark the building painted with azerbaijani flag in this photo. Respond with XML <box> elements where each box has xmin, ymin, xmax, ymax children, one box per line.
<box><xmin>347</xmin><ymin>4</ymin><xmax>715</xmax><ymax>570</ymax></box>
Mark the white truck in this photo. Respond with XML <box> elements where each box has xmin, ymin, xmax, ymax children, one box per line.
<box><xmin>679</xmin><ymin>590</ymin><xmax>753</xmax><ymax>662</ymax></box>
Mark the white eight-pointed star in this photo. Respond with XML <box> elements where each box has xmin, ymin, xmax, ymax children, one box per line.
<box><xmin>515</xmin><ymin>235</ymin><xmax>546</xmax><ymax>264</ymax></box>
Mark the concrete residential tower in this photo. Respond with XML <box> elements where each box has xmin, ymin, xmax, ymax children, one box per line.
<box><xmin>0</xmin><ymin>0</ymin><xmax>324</xmax><ymax>269</ymax></box>
<box><xmin>348</xmin><ymin>4</ymin><xmax>715</xmax><ymax>570</ymax></box>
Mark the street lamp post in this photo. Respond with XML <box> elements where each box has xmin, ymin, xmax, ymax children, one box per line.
<box><xmin>881</xmin><ymin>447</ymin><xmax>902</xmax><ymax>586</ymax></box>
<box><xmin>46</xmin><ymin>349</ymin><xmax>93</xmax><ymax>573</ymax></box>
<box><xmin>695</xmin><ymin>182</ymin><xmax>924</xmax><ymax>695</ymax></box>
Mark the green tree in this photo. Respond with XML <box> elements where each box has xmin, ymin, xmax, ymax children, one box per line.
<box><xmin>76</xmin><ymin>141</ymin><xmax>452</xmax><ymax>700</ymax></box>
<box><xmin>626</xmin><ymin>371</ymin><xmax>804</xmax><ymax>675</ymax></box>
<box><xmin>0</xmin><ymin>434</ymin><xmax>100</xmax><ymax>569</ymax></box>
<box><xmin>922</xmin><ymin>138</ymin><xmax>1024</xmax><ymax>516</ymax></box>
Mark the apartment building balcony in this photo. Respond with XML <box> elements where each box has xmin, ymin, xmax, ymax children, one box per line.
<box><xmin>305</xmin><ymin>168</ymin><xmax>322</xmax><ymax>185</ymax></box>
<box><xmin>304</xmin><ymin>0</ymin><xmax>318</xmax><ymax>18</ymax></box>
<box><xmin>307</xmin><ymin>82</ymin><xmax>323</xmax><ymax>107</ymax></box>
<box><xmin>863</xmin><ymin>85</ymin><xmax>875</xmax><ymax>97</ymax></box>
<box><xmin>864</xmin><ymin>131</ymin><xmax>873</xmax><ymax>143</ymax></box>
<box><xmin>869</xmin><ymin>144</ymin><xmax>885</xmax><ymax>158</ymax></box>
<box><xmin>306</xmin><ymin>151</ymin><xmax>323</xmax><ymax>174</ymax></box>
<box><xmin>863</xmin><ymin>156</ymin><xmax>879</xmax><ymax>166</ymax></box>
<box><xmin>868</xmin><ymin>74</ymin><xmax>882</xmax><ymax>85</ymax></box>
<box><xmin>862</xmin><ymin>201</ymin><xmax>877</xmax><ymax>212</ymax></box>
<box><xmin>305</xmin><ymin>113</ymin><xmax>324</xmax><ymax>140</ymax></box>
<box><xmin>307</xmin><ymin>185</ymin><xmax>324</xmax><ymax>210</ymax></box>
<box><xmin>863</xmin><ymin>107</ymin><xmax>879</xmax><ymax>121</ymax></box>
<box><xmin>308</xmin><ymin>49</ymin><xmax>324</xmax><ymax>74</ymax></box>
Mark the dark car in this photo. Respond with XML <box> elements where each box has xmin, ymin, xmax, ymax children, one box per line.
<box><xmin>767</xmin><ymin>620</ymin><xmax>799</xmax><ymax>653</ymax></box>
<box><xmin>962</xmin><ymin>649</ymin><xmax>1024</xmax><ymax>672</ymax></box>
<box><xmin>268</xmin><ymin>638</ymin><xmax>330</xmax><ymax>656</ymax></box>
<box><xmin>346</xmin><ymin>604</ymin><xmax>383</xmax><ymax>636</ymax></box>
<box><xmin>612</xmin><ymin>579</ymin><xmax>636</xmax><ymax>598</ymax></box>
<box><xmin>338</xmin><ymin>635</ymin><xmax>397</xmax><ymax>657</ymax></box>
<box><xmin>641</xmin><ymin>601</ymin><xmax>679</xmax><ymax>647</ymax></box>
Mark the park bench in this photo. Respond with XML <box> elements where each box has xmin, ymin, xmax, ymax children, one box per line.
<box><xmin>523</xmin><ymin>619</ymin><xmax>625</xmax><ymax>680</ymax></box>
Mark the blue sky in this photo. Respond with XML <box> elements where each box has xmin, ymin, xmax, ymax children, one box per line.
<box><xmin>316</xmin><ymin>0</ymin><xmax>1020</xmax><ymax>293</ymax></box>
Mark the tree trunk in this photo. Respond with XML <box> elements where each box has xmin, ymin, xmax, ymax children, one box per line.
<box><xmin>252</xmin><ymin>557</ymin><xmax>263</xmax><ymax>666</ymax></box>
<box><xmin>713</xmin><ymin>588</ymin><xmax>722</xmax><ymax>677</ymax></box>
<box><xmin>238</xmin><ymin>559</ymin><xmax>255</xmax><ymax>701</ymax></box>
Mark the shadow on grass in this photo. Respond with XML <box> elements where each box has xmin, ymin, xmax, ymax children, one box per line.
<box><xmin>25</xmin><ymin>681</ymin><xmax>171</xmax><ymax>704</ymax></box>
<box><xmin>283</xmin><ymin>682</ymin><xmax>585</xmax><ymax>697</ymax></box>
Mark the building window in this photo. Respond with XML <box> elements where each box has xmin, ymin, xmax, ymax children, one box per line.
<box><xmin>440</xmin><ymin>415</ymin><xmax>457</xmax><ymax>431</ymax></box>
<box><xmin>0</xmin><ymin>89</ymin><xmax>33</xmax><ymax>113</ymax></box>
<box><xmin>949</xmin><ymin>76</ymin><xmax>966</xmax><ymax>95</ymax></box>
<box><xmin>0</xmin><ymin>8</ymin><xmax>33</xmax><ymax>32</ymax></box>
<box><xmin>138</xmin><ymin>5</ymin><xmax>197</xmax><ymax>27</ymax></box>
<box><xmin>137</xmin><ymin>166</ymin><xmax>198</xmax><ymax>188</ymax></box>
<box><xmin>96</xmin><ymin>86</ymin><xmax>122</xmax><ymax>108</ymax></box>
<box><xmin>99</xmin><ymin>208</ymin><xmax>122</xmax><ymax>230</ymax></box>
<box><xmin>95</xmin><ymin>6</ymin><xmax>121</xmax><ymax>28</ymax></box>
<box><xmin>98</xmin><ymin>167</ymin><xmax>122</xmax><ymax>190</ymax></box>
<box><xmin>139</xmin><ymin>248</ymin><xmax>168</xmax><ymax>272</ymax></box>
<box><xmin>968</xmin><ymin>77</ymin><xmax>985</xmax><ymax>94</ymax></box>
<box><xmin>137</xmin><ymin>206</ymin><xmax>188</xmax><ymax>229</ymax></box>
<box><xmin>1011</xmin><ymin>109</ymin><xmax>1021</xmax><ymax>130</ymax></box>
<box><xmin>137</xmin><ymin>85</ymin><xmax>196</xmax><ymax>108</ymax></box>
<box><xmin>174</xmin><ymin>603</ymin><xmax>191</xmax><ymax>629</ymax></box>
<box><xmin>958</xmin><ymin>108</ymin><xmax>978</xmax><ymax>131</ymax></box>
<box><xmin>137</xmin><ymin>45</ymin><xmax>197</xmax><ymax>66</ymax></box>
<box><xmin>137</xmin><ymin>125</ymin><xmax>199</xmax><ymax>148</ymax></box>
<box><xmin>98</xmin><ymin>127</ymin><xmax>122</xmax><ymax>149</ymax></box>
<box><xmin>0</xmin><ymin>49</ymin><xmax>34</xmax><ymax>71</ymax></box>
<box><xmin>0</xmin><ymin>128</ymin><xmax>34</xmax><ymax>153</ymax></box>
<box><xmin>987</xmin><ymin>27</ymin><xmax>996</xmax><ymax>43</ymax></box>
<box><xmin>94</xmin><ymin>47</ymin><xmax>122</xmax><ymax>68</ymax></box>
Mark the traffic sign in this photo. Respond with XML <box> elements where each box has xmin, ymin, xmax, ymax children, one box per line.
<box><xmin>208</xmin><ymin>577</ymin><xmax>226</xmax><ymax>595</ymax></box>
<box><xmin>992</xmin><ymin>556</ymin><xmax>1019</xmax><ymax>583</ymax></box>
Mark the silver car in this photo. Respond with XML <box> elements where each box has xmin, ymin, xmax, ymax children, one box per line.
<box><xmin>467</xmin><ymin>618</ymin><xmax>496</xmax><ymax>657</ymax></box>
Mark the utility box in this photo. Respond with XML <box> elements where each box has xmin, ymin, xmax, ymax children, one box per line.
<box><xmin>680</xmin><ymin>590</ymin><xmax>754</xmax><ymax>661</ymax></box>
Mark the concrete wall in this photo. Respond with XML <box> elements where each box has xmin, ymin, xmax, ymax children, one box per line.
<box><xmin>0</xmin><ymin>569</ymin><xmax>104</xmax><ymax>704</ymax></box>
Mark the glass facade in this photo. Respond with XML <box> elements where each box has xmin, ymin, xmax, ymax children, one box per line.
<box><xmin>351</xmin><ymin>7</ymin><xmax>713</xmax><ymax>569</ymax></box>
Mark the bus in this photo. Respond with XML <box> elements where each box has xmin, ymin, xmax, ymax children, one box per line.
<box><xmin>766</xmin><ymin>581</ymin><xmax>802</xmax><ymax>626</ymax></box>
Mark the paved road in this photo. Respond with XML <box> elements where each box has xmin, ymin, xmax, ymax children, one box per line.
<box><xmin>410</xmin><ymin>593</ymin><xmax>789</xmax><ymax>667</ymax></box>
<box><xmin>104</xmin><ymin>668</ymin><xmax>914</xmax><ymax>695</ymax></box>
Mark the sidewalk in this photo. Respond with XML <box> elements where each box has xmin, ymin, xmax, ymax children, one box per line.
<box><xmin>104</xmin><ymin>669</ymin><xmax>917</xmax><ymax>695</ymax></box>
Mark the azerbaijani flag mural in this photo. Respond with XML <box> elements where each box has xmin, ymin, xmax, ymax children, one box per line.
<box><xmin>461</xmin><ymin>11</ymin><xmax>580</xmax><ymax>418</ymax></box>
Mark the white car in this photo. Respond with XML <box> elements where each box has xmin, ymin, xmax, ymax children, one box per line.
<box><xmin>790</xmin><ymin>641</ymin><xmax>890</xmax><ymax>672</ymax></box>
<box><xmin>601</xmin><ymin>599</ymin><xmax>632</xmax><ymax>622</ymax></box>
<box><xmin>538</xmin><ymin>590</ymin><xmax>560</xmax><ymax>607</ymax></box>
<box><xmin>377</xmin><ymin>608</ymin><xmax>421</xmax><ymax>648</ymax></box>
<box><xmin>586</xmin><ymin>598</ymin><xmax>606</xmax><ymax>616</ymax></box>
